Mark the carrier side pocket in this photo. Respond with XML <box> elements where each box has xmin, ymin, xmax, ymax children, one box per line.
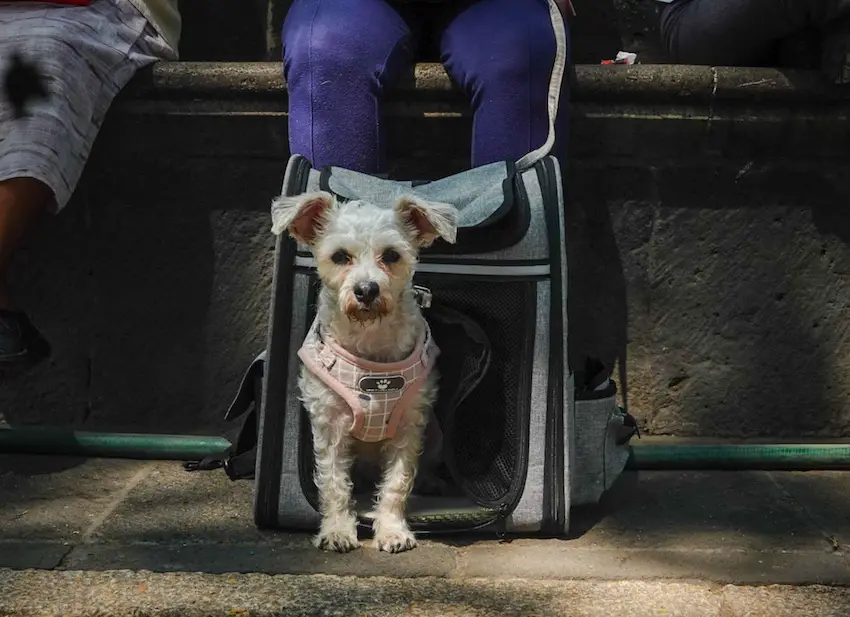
<box><xmin>571</xmin><ymin>359</ymin><xmax>637</xmax><ymax>506</ymax></box>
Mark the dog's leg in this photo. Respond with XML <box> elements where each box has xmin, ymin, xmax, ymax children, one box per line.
<box><xmin>312</xmin><ymin>416</ymin><xmax>360</xmax><ymax>552</ymax></box>
<box><xmin>372</xmin><ymin>419</ymin><xmax>424</xmax><ymax>553</ymax></box>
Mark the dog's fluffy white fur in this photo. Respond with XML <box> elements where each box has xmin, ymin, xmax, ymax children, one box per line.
<box><xmin>271</xmin><ymin>190</ymin><xmax>458</xmax><ymax>553</ymax></box>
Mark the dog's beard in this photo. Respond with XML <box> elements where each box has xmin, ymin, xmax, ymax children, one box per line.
<box><xmin>341</xmin><ymin>295</ymin><xmax>392</xmax><ymax>324</ymax></box>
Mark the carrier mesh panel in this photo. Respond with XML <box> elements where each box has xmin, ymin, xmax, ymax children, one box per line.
<box><xmin>429</xmin><ymin>280</ymin><xmax>535</xmax><ymax>504</ymax></box>
<box><xmin>296</xmin><ymin>275</ymin><xmax>536</xmax><ymax>510</ymax></box>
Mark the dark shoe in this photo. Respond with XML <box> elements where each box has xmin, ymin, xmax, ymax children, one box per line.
<box><xmin>0</xmin><ymin>310</ymin><xmax>51</xmax><ymax>368</ymax></box>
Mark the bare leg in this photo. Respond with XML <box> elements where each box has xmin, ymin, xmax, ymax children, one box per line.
<box><xmin>311</xmin><ymin>412</ymin><xmax>361</xmax><ymax>552</ymax></box>
<box><xmin>373</xmin><ymin>419</ymin><xmax>424</xmax><ymax>553</ymax></box>
<box><xmin>0</xmin><ymin>177</ymin><xmax>51</xmax><ymax>310</ymax></box>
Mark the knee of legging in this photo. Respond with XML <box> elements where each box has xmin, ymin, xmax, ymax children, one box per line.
<box><xmin>479</xmin><ymin>45</ymin><xmax>556</xmax><ymax>98</ymax></box>
<box><xmin>283</xmin><ymin>22</ymin><xmax>378</xmax><ymax>89</ymax></box>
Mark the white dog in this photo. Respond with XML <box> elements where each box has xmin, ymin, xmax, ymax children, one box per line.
<box><xmin>271</xmin><ymin>190</ymin><xmax>458</xmax><ymax>553</ymax></box>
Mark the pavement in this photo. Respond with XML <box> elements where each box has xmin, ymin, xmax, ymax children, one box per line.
<box><xmin>3</xmin><ymin>453</ymin><xmax>850</xmax><ymax>616</ymax></box>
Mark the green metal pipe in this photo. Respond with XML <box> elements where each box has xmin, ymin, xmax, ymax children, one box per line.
<box><xmin>627</xmin><ymin>442</ymin><xmax>850</xmax><ymax>470</ymax></box>
<box><xmin>3</xmin><ymin>427</ymin><xmax>850</xmax><ymax>470</ymax></box>
<box><xmin>0</xmin><ymin>427</ymin><xmax>230</xmax><ymax>461</ymax></box>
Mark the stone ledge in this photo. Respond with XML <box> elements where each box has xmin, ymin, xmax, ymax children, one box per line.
<box><xmin>120</xmin><ymin>62</ymin><xmax>850</xmax><ymax>105</ymax></box>
<box><xmin>109</xmin><ymin>62</ymin><xmax>850</xmax><ymax>163</ymax></box>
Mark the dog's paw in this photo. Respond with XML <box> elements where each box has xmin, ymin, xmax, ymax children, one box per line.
<box><xmin>375</xmin><ymin>528</ymin><xmax>417</xmax><ymax>553</ymax></box>
<box><xmin>314</xmin><ymin>529</ymin><xmax>361</xmax><ymax>553</ymax></box>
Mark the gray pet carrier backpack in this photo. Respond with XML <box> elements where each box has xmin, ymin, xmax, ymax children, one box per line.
<box><xmin>222</xmin><ymin>0</ymin><xmax>637</xmax><ymax>536</ymax></box>
<box><xmin>248</xmin><ymin>147</ymin><xmax>637</xmax><ymax>535</ymax></box>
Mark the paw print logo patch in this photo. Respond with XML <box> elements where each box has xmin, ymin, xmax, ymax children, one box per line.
<box><xmin>359</xmin><ymin>375</ymin><xmax>406</xmax><ymax>393</ymax></box>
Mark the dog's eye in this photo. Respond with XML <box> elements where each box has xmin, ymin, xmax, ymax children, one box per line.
<box><xmin>331</xmin><ymin>250</ymin><xmax>351</xmax><ymax>265</ymax></box>
<box><xmin>382</xmin><ymin>249</ymin><xmax>401</xmax><ymax>265</ymax></box>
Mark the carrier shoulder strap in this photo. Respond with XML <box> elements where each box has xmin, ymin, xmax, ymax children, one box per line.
<box><xmin>184</xmin><ymin>352</ymin><xmax>265</xmax><ymax>480</ymax></box>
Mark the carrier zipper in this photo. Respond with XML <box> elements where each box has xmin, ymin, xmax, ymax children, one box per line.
<box><xmin>536</xmin><ymin>158</ymin><xmax>566</xmax><ymax>534</ymax></box>
<box><xmin>295</xmin><ymin>155</ymin><xmax>311</xmax><ymax>193</ymax></box>
<box><xmin>495</xmin><ymin>503</ymin><xmax>512</xmax><ymax>543</ymax></box>
<box><xmin>548</xmin><ymin>158</ymin><xmax>567</xmax><ymax>532</ymax></box>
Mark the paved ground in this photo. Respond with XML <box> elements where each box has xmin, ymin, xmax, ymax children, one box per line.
<box><xmin>4</xmin><ymin>569</ymin><xmax>850</xmax><ymax>617</ymax></box>
<box><xmin>3</xmin><ymin>454</ymin><xmax>850</xmax><ymax>615</ymax></box>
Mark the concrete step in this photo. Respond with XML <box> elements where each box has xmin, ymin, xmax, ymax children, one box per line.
<box><xmin>4</xmin><ymin>569</ymin><xmax>850</xmax><ymax>617</ymax></box>
<box><xmin>3</xmin><ymin>454</ymin><xmax>850</xmax><ymax>616</ymax></box>
<box><xmin>3</xmin><ymin>455</ymin><xmax>850</xmax><ymax>584</ymax></box>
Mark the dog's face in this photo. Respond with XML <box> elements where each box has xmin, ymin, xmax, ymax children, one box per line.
<box><xmin>271</xmin><ymin>191</ymin><xmax>458</xmax><ymax>322</ymax></box>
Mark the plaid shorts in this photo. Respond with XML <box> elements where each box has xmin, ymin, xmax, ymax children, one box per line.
<box><xmin>0</xmin><ymin>0</ymin><xmax>175</xmax><ymax>211</ymax></box>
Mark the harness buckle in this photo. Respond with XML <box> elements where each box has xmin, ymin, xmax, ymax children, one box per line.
<box><xmin>413</xmin><ymin>285</ymin><xmax>433</xmax><ymax>309</ymax></box>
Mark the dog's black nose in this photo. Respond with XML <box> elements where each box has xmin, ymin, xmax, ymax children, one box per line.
<box><xmin>354</xmin><ymin>281</ymin><xmax>380</xmax><ymax>304</ymax></box>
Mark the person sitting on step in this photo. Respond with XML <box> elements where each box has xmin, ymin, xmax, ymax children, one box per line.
<box><xmin>281</xmin><ymin>0</ymin><xmax>572</xmax><ymax>177</ymax></box>
<box><xmin>0</xmin><ymin>0</ymin><xmax>181</xmax><ymax>369</ymax></box>
<box><xmin>656</xmin><ymin>0</ymin><xmax>850</xmax><ymax>82</ymax></box>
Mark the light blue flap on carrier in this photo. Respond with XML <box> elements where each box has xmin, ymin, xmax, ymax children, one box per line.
<box><xmin>320</xmin><ymin>161</ymin><xmax>517</xmax><ymax>229</ymax></box>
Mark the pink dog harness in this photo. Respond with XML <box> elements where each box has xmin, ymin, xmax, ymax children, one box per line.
<box><xmin>298</xmin><ymin>319</ymin><xmax>440</xmax><ymax>443</ymax></box>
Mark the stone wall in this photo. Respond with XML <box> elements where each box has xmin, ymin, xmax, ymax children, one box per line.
<box><xmin>2</xmin><ymin>64</ymin><xmax>849</xmax><ymax>439</ymax></box>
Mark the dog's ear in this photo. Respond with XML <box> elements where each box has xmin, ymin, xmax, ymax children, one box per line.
<box><xmin>395</xmin><ymin>195</ymin><xmax>459</xmax><ymax>248</ymax></box>
<box><xmin>270</xmin><ymin>191</ymin><xmax>335</xmax><ymax>244</ymax></box>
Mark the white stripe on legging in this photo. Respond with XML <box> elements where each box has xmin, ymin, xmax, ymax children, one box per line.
<box><xmin>515</xmin><ymin>0</ymin><xmax>568</xmax><ymax>171</ymax></box>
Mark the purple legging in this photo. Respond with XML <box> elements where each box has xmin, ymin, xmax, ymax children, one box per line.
<box><xmin>282</xmin><ymin>0</ymin><xmax>568</xmax><ymax>174</ymax></box>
